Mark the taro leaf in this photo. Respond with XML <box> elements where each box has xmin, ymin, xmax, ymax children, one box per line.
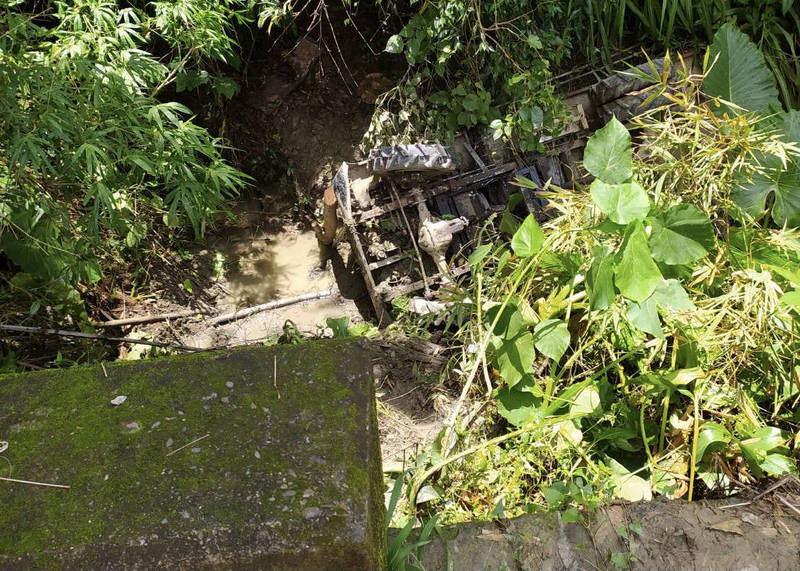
<box><xmin>732</xmin><ymin>132</ymin><xmax>800</xmax><ymax>227</ymax></box>
<box><xmin>570</xmin><ymin>385</ymin><xmax>601</xmax><ymax>416</ymax></box>
<box><xmin>385</xmin><ymin>34</ymin><xmax>404</xmax><ymax>53</ymax></box>
<box><xmin>704</xmin><ymin>23</ymin><xmax>780</xmax><ymax>116</ymax></box>
<box><xmin>760</xmin><ymin>454</ymin><xmax>798</xmax><ymax>477</ymax></box>
<box><xmin>647</xmin><ymin>204</ymin><xmax>715</xmax><ymax>265</ymax></box>
<box><xmin>653</xmin><ymin>279</ymin><xmax>695</xmax><ymax>311</ymax></box>
<box><xmin>695</xmin><ymin>422</ymin><xmax>731</xmax><ymax>464</ymax></box>
<box><xmin>590</xmin><ymin>179</ymin><xmax>649</xmax><ymax>224</ymax></box>
<box><xmin>491</xmin><ymin>331</ymin><xmax>535</xmax><ymax>389</ymax></box>
<box><xmin>495</xmin><ymin>384</ymin><xmax>542</xmax><ymax>427</ymax></box>
<box><xmin>615</xmin><ymin>222</ymin><xmax>662</xmax><ymax>302</ymax></box>
<box><xmin>511</xmin><ymin>214</ymin><xmax>545</xmax><ymax>258</ymax></box>
<box><xmin>626</xmin><ymin>297</ymin><xmax>664</xmax><ymax>339</ymax></box>
<box><xmin>583</xmin><ymin>117</ymin><xmax>632</xmax><ymax>184</ymax></box>
<box><xmin>587</xmin><ymin>245</ymin><xmax>616</xmax><ymax>310</ymax></box>
<box><xmin>533</xmin><ymin>319</ymin><xmax>570</xmax><ymax>362</ymax></box>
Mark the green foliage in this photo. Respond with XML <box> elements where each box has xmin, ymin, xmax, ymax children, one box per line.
<box><xmin>584</xmin><ymin>0</ymin><xmax>800</xmax><ymax>108</ymax></box>
<box><xmin>399</xmin><ymin>34</ymin><xmax>800</xmax><ymax>524</ymax></box>
<box><xmin>367</xmin><ymin>0</ymin><xmax>576</xmax><ymax>151</ymax></box>
<box><xmin>704</xmin><ymin>23</ymin><xmax>780</xmax><ymax>115</ymax></box>
<box><xmin>386</xmin><ymin>474</ymin><xmax>439</xmax><ymax>571</ymax></box>
<box><xmin>0</xmin><ymin>0</ymin><xmax>250</xmax><ymax>304</ymax></box>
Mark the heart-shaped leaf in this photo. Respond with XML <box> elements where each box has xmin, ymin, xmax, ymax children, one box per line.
<box><xmin>491</xmin><ymin>331</ymin><xmax>535</xmax><ymax>388</ymax></box>
<box><xmin>615</xmin><ymin>222</ymin><xmax>662</xmax><ymax>302</ymax></box>
<box><xmin>533</xmin><ymin>319</ymin><xmax>570</xmax><ymax>362</ymax></box>
<box><xmin>732</xmin><ymin>159</ymin><xmax>800</xmax><ymax>228</ymax></box>
<box><xmin>511</xmin><ymin>214</ymin><xmax>545</xmax><ymax>257</ymax></box>
<box><xmin>590</xmin><ymin>179</ymin><xmax>649</xmax><ymax>224</ymax></box>
<box><xmin>647</xmin><ymin>204</ymin><xmax>715</xmax><ymax>265</ymax></box>
<box><xmin>583</xmin><ymin>117</ymin><xmax>632</xmax><ymax>184</ymax></box>
<box><xmin>495</xmin><ymin>383</ymin><xmax>542</xmax><ymax>427</ymax></box>
<box><xmin>652</xmin><ymin>279</ymin><xmax>695</xmax><ymax>311</ymax></box>
<box><xmin>626</xmin><ymin>296</ymin><xmax>664</xmax><ymax>339</ymax></box>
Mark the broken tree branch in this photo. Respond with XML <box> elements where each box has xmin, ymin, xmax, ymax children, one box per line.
<box><xmin>94</xmin><ymin>309</ymin><xmax>205</xmax><ymax>328</ymax></box>
<box><xmin>0</xmin><ymin>324</ymin><xmax>206</xmax><ymax>352</ymax></box>
<box><xmin>208</xmin><ymin>290</ymin><xmax>332</xmax><ymax>326</ymax></box>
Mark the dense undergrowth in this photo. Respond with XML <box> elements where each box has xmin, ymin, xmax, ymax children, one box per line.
<box><xmin>386</xmin><ymin>26</ymin><xmax>800</xmax><ymax>531</ymax></box>
<box><xmin>3</xmin><ymin>0</ymin><xmax>800</xmax><ymax>551</ymax></box>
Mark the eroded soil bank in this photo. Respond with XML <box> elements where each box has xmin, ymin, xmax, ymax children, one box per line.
<box><xmin>407</xmin><ymin>487</ymin><xmax>800</xmax><ymax>570</ymax></box>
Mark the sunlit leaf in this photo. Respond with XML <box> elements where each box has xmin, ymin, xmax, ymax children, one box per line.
<box><xmin>626</xmin><ymin>297</ymin><xmax>664</xmax><ymax>338</ymax></box>
<box><xmin>511</xmin><ymin>214</ymin><xmax>545</xmax><ymax>258</ymax></box>
<box><xmin>695</xmin><ymin>422</ymin><xmax>731</xmax><ymax>464</ymax></box>
<box><xmin>590</xmin><ymin>179</ymin><xmax>649</xmax><ymax>224</ymax></box>
<box><xmin>533</xmin><ymin>319</ymin><xmax>570</xmax><ymax>362</ymax></box>
<box><xmin>652</xmin><ymin>279</ymin><xmax>695</xmax><ymax>311</ymax></box>
<box><xmin>583</xmin><ymin>117</ymin><xmax>632</xmax><ymax>184</ymax></box>
<box><xmin>704</xmin><ymin>23</ymin><xmax>779</xmax><ymax>116</ymax></box>
<box><xmin>615</xmin><ymin>222</ymin><xmax>662</xmax><ymax>302</ymax></box>
<box><xmin>647</xmin><ymin>204</ymin><xmax>715</xmax><ymax>265</ymax></box>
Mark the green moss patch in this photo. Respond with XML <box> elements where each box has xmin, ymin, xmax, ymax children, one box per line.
<box><xmin>0</xmin><ymin>340</ymin><xmax>384</xmax><ymax>570</ymax></box>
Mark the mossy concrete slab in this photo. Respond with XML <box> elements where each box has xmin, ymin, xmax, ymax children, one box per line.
<box><xmin>0</xmin><ymin>339</ymin><xmax>384</xmax><ymax>570</ymax></box>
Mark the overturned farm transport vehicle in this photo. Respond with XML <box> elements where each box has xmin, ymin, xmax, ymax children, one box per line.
<box><xmin>327</xmin><ymin>56</ymin><xmax>679</xmax><ymax>325</ymax></box>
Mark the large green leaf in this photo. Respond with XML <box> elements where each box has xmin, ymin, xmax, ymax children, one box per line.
<box><xmin>495</xmin><ymin>382</ymin><xmax>542</xmax><ymax>427</ymax></box>
<box><xmin>583</xmin><ymin>117</ymin><xmax>632</xmax><ymax>184</ymax></box>
<box><xmin>695</xmin><ymin>422</ymin><xmax>731</xmax><ymax>464</ymax></box>
<box><xmin>511</xmin><ymin>214</ymin><xmax>545</xmax><ymax>257</ymax></box>
<box><xmin>704</xmin><ymin>23</ymin><xmax>779</xmax><ymax>115</ymax></box>
<box><xmin>733</xmin><ymin>158</ymin><xmax>800</xmax><ymax>227</ymax></box>
<box><xmin>533</xmin><ymin>319</ymin><xmax>570</xmax><ymax>362</ymax></box>
<box><xmin>590</xmin><ymin>179</ymin><xmax>649</xmax><ymax>224</ymax></box>
<box><xmin>647</xmin><ymin>204</ymin><xmax>715</xmax><ymax>265</ymax></box>
<box><xmin>760</xmin><ymin>454</ymin><xmax>797</xmax><ymax>477</ymax></box>
<box><xmin>586</xmin><ymin>245</ymin><xmax>616</xmax><ymax>310</ymax></box>
<box><xmin>491</xmin><ymin>331</ymin><xmax>535</xmax><ymax>389</ymax></box>
<box><xmin>614</xmin><ymin>222</ymin><xmax>662</xmax><ymax>302</ymax></box>
<box><xmin>652</xmin><ymin>279</ymin><xmax>695</xmax><ymax>311</ymax></box>
<box><xmin>732</xmin><ymin>112</ymin><xmax>800</xmax><ymax>227</ymax></box>
<box><xmin>626</xmin><ymin>297</ymin><xmax>664</xmax><ymax>339</ymax></box>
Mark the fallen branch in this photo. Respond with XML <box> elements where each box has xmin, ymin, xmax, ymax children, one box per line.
<box><xmin>0</xmin><ymin>324</ymin><xmax>206</xmax><ymax>352</ymax></box>
<box><xmin>94</xmin><ymin>309</ymin><xmax>205</xmax><ymax>328</ymax></box>
<box><xmin>208</xmin><ymin>290</ymin><xmax>332</xmax><ymax>326</ymax></box>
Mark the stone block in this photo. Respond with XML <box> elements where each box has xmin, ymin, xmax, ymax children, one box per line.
<box><xmin>0</xmin><ymin>339</ymin><xmax>384</xmax><ymax>570</ymax></box>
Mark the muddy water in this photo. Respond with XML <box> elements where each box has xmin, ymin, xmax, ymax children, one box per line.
<box><xmin>212</xmin><ymin>228</ymin><xmax>333</xmax><ymax>309</ymax></box>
